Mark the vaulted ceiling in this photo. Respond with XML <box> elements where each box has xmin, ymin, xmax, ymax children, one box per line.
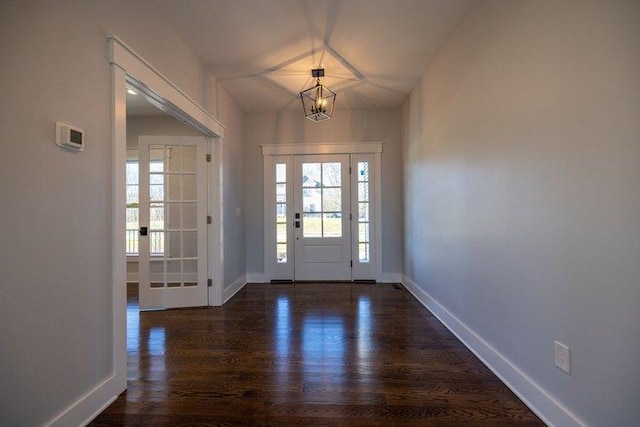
<box><xmin>150</xmin><ymin>0</ymin><xmax>476</xmax><ymax>113</ymax></box>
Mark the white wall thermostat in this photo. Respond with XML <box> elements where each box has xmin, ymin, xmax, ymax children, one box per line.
<box><xmin>56</xmin><ymin>122</ymin><xmax>84</xmax><ymax>152</ymax></box>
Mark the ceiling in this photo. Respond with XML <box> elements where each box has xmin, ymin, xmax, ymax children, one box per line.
<box><xmin>139</xmin><ymin>0</ymin><xmax>476</xmax><ymax>114</ymax></box>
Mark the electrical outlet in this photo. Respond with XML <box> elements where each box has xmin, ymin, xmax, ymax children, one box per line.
<box><xmin>554</xmin><ymin>341</ymin><xmax>571</xmax><ymax>374</ymax></box>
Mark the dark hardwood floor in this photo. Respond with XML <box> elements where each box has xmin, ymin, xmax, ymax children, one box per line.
<box><xmin>90</xmin><ymin>283</ymin><xmax>544</xmax><ymax>426</ymax></box>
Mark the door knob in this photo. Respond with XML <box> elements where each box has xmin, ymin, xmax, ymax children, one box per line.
<box><xmin>139</xmin><ymin>226</ymin><xmax>148</xmax><ymax>236</ymax></box>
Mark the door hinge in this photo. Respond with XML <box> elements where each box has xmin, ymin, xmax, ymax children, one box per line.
<box><xmin>349</xmin><ymin>166</ymin><xmax>352</xmax><ymax>174</ymax></box>
<box><xmin>350</xmin><ymin>213</ymin><xmax>352</xmax><ymax>221</ymax></box>
<box><xmin>207</xmin><ymin>215</ymin><xmax>212</xmax><ymax>224</ymax></box>
<box><xmin>206</xmin><ymin>154</ymin><xmax>212</xmax><ymax>162</ymax></box>
<box><xmin>351</xmin><ymin>260</ymin><xmax>353</xmax><ymax>267</ymax></box>
<box><xmin>207</xmin><ymin>278</ymin><xmax>213</xmax><ymax>287</ymax></box>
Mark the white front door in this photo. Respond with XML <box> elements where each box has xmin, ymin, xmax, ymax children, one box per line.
<box><xmin>138</xmin><ymin>136</ymin><xmax>208</xmax><ymax>309</ymax></box>
<box><xmin>293</xmin><ymin>154</ymin><xmax>351</xmax><ymax>280</ymax></box>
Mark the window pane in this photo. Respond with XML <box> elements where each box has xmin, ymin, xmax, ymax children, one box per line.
<box><xmin>358</xmin><ymin>162</ymin><xmax>369</xmax><ymax>181</ymax></box>
<box><xmin>303</xmin><ymin>188</ymin><xmax>321</xmax><ymax>212</ymax></box>
<box><xmin>302</xmin><ymin>163</ymin><xmax>321</xmax><ymax>187</ymax></box>
<box><xmin>126</xmin><ymin>185</ymin><xmax>139</xmax><ymax>205</ymax></box>
<box><xmin>276</xmin><ymin>163</ymin><xmax>286</xmax><ymax>183</ymax></box>
<box><xmin>167</xmin><ymin>175</ymin><xmax>181</xmax><ymax>201</ymax></box>
<box><xmin>183</xmin><ymin>174</ymin><xmax>196</xmax><ymax>200</ymax></box>
<box><xmin>150</xmin><ymin>259</ymin><xmax>164</xmax><ymax>286</ymax></box>
<box><xmin>166</xmin><ymin>259</ymin><xmax>181</xmax><ymax>283</ymax></box>
<box><xmin>322</xmin><ymin>162</ymin><xmax>341</xmax><ymax>186</ymax></box>
<box><xmin>359</xmin><ymin>243</ymin><xmax>370</xmax><ymax>263</ymax></box>
<box><xmin>183</xmin><ymin>259</ymin><xmax>197</xmax><ymax>283</ymax></box>
<box><xmin>276</xmin><ymin>183</ymin><xmax>286</xmax><ymax>203</ymax></box>
<box><xmin>276</xmin><ymin>244</ymin><xmax>287</xmax><ymax>263</ymax></box>
<box><xmin>166</xmin><ymin>231</ymin><xmax>181</xmax><ymax>258</ymax></box>
<box><xmin>126</xmin><ymin>228</ymin><xmax>138</xmax><ymax>254</ymax></box>
<box><xmin>183</xmin><ymin>231</ymin><xmax>197</xmax><ymax>258</ymax></box>
<box><xmin>149</xmin><ymin>231</ymin><xmax>164</xmax><ymax>255</ymax></box>
<box><xmin>126</xmin><ymin>162</ymin><xmax>139</xmax><ymax>185</ymax></box>
<box><xmin>303</xmin><ymin>213</ymin><xmax>322</xmax><ymax>237</ymax></box>
<box><xmin>276</xmin><ymin>203</ymin><xmax>287</xmax><ymax>221</ymax></box>
<box><xmin>359</xmin><ymin>222</ymin><xmax>369</xmax><ymax>242</ymax></box>
<box><xmin>358</xmin><ymin>202</ymin><xmax>369</xmax><ymax>221</ymax></box>
<box><xmin>182</xmin><ymin>146</ymin><xmax>197</xmax><ymax>173</ymax></box>
<box><xmin>183</xmin><ymin>203</ymin><xmax>197</xmax><ymax>229</ymax></box>
<box><xmin>150</xmin><ymin>204</ymin><xmax>164</xmax><ymax>230</ymax></box>
<box><xmin>167</xmin><ymin>202</ymin><xmax>181</xmax><ymax>229</ymax></box>
<box><xmin>276</xmin><ymin>223</ymin><xmax>287</xmax><ymax>243</ymax></box>
<box><xmin>149</xmin><ymin>173</ymin><xmax>163</xmax><ymax>185</ymax></box>
<box><xmin>149</xmin><ymin>147</ymin><xmax>164</xmax><ymax>171</ymax></box>
<box><xmin>322</xmin><ymin>188</ymin><xmax>341</xmax><ymax>211</ymax></box>
<box><xmin>358</xmin><ymin>182</ymin><xmax>369</xmax><ymax>202</ymax></box>
<box><xmin>126</xmin><ymin>207</ymin><xmax>139</xmax><ymax>224</ymax></box>
<box><xmin>166</xmin><ymin>145</ymin><xmax>182</xmax><ymax>173</ymax></box>
<box><xmin>150</xmin><ymin>184</ymin><xmax>164</xmax><ymax>202</ymax></box>
<box><xmin>323</xmin><ymin>213</ymin><xmax>341</xmax><ymax>237</ymax></box>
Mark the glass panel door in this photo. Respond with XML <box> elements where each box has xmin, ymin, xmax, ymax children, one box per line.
<box><xmin>138</xmin><ymin>136</ymin><xmax>208</xmax><ymax>309</ymax></box>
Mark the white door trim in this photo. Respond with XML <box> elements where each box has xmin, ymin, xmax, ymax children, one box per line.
<box><xmin>262</xmin><ymin>142</ymin><xmax>383</xmax><ymax>155</ymax></box>
<box><xmin>107</xmin><ymin>35</ymin><xmax>224</xmax><ymax>418</ymax></box>
<box><xmin>262</xmin><ymin>143</ymin><xmax>383</xmax><ymax>282</ymax></box>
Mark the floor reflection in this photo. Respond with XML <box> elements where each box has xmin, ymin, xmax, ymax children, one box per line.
<box><xmin>275</xmin><ymin>296</ymin><xmax>290</xmax><ymax>358</ymax></box>
<box><xmin>302</xmin><ymin>312</ymin><xmax>346</xmax><ymax>386</ymax></box>
<box><xmin>357</xmin><ymin>296</ymin><xmax>372</xmax><ymax>359</ymax></box>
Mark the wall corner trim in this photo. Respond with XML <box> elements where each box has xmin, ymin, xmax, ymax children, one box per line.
<box><xmin>401</xmin><ymin>275</ymin><xmax>586</xmax><ymax>427</ymax></box>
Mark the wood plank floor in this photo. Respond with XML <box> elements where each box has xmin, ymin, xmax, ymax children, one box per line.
<box><xmin>90</xmin><ymin>283</ymin><xmax>544</xmax><ymax>426</ymax></box>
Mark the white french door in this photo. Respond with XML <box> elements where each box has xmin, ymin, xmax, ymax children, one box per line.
<box><xmin>264</xmin><ymin>145</ymin><xmax>380</xmax><ymax>282</ymax></box>
<box><xmin>138</xmin><ymin>136</ymin><xmax>208</xmax><ymax>309</ymax></box>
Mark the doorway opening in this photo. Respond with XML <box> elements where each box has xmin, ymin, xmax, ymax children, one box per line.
<box><xmin>110</xmin><ymin>35</ymin><xmax>224</xmax><ymax>394</ymax></box>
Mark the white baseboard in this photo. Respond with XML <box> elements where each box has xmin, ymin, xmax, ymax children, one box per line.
<box><xmin>223</xmin><ymin>275</ymin><xmax>247</xmax><ymax>304</ymax></box>
<box><xmin>246</xmin><ymin>273</ymin><xmax>401</xmax><ymax>283</ymax></box>
<box><xmin>378</xmin><ymin>272</ymin><xmax>402</xmax><ymax>283</ymax></box>
<box><xmin>46</xmin><ymin>373</ymin><xmax>122</xmax><ymax>427</ymax></box>
<box><xmin>246</xmin><ymin>273</ymin><xmax>267</xmax><ymax>283</ymax></box>
<box><xmin>401</xmin><ymin>275</ymin><xmax>585</xmax><ymax>427</ymax></box>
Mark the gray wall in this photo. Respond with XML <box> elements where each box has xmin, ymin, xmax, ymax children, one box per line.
<box><xmin>0</xmin><ymin>1</ymin><xmax>244</xmax><ymax>425</ymax></box>
<box><xmin>127</xmin><ymin>116</ymin><xmax>202</xmax><ymax>149</ymax></box>
<box><xmin>402</xmin><ymin>0</ymin><xmax>640</xmax><ymax>425</ymax></box>
<box><xmin>216</xmin><ymin>85</ymin><xmax>246</xmax><ymax>289</ymax></box>
<box><xmin>243</xmin><ymin>110</ymin><xmax>403</xmax><ymax>279</ymax></box>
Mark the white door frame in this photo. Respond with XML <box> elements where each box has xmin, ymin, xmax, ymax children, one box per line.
<box><xmin>109</xmin><ymin>36</ymin><xmax>224</xmax><ymax>394</ymax></box>
<box><xmin>262</xmin><ymin>143</ymin><xmax>383</xmax><ymax>282</ymax></box>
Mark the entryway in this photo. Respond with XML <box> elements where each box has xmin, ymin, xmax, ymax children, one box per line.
<box><xmin>263</xmin><ymin>143</ymin><xmax>382</xmax><ymax>282</ymax></box>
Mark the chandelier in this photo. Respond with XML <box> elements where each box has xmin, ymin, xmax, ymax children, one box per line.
<box><xmin>299</xmin><ymin>68</ymin><xmax>336</xmax><ymax>122</ymax></box>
